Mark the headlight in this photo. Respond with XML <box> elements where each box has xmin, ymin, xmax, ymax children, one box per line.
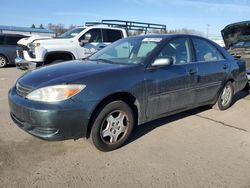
<box><xmin>28</xmin><ymin>43</ymin><xmax>40</xmax><ymax>57</ymax></box>
<box><xmin>28</xmin><ymin>43</ymin><xmax>40</xmax><ymax>49</ymax></box>
<box><xmin>26</xmin><ymin>84</ymin><xmax>86</xmax><ymax>102</ymax></box>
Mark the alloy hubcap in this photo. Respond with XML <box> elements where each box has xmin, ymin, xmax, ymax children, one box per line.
<box><xmin>100</xmin><ymin>110</ymin><xmax>129</xmax><ymax>144</ymax></box>
<box><xmin>0</xmin><ymin>57</ymin><xmax>6</xmax><ymax>67</ymax></box>
<box><xmin>221</xmin><ymin>86</ymin><xmax>232</xmax><ymax>106</ymax></box>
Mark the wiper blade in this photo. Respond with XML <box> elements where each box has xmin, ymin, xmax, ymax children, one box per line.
<box><xmin>90</xmin><ymin>58</ymin><xmax>114</xmax><ymax>64</ymax></box>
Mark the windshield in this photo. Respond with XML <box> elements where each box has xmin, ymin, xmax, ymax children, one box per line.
<box><xmin>57</xmin><ymin>27</ymin><xmax>85</xmax><ymax>38</ymax></box>
<box><xmin>89</xmin><ymin>37</ymin><xmax>163</xmax><ymax>64</ymax></box>
<box><xmin>232</xmin><ymin>40</ymin><xmax>250</xmax><ymax>48</ymax></box>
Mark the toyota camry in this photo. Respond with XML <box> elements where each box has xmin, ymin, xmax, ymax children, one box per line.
<box><xmin>8</xmin><ymin>34</ymin><xmax>248</xmax><ymax>151</ymax></box>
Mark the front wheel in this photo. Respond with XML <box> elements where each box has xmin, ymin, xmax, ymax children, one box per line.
<box><xmin>90</xmin><ymin>101</ymin><xmax>134</xmax><ymax>152</ymax></box>
<box><xmin>213</xmin><ymin>82</ymin><xmax>234</xmax><ymax>110</ymax></box>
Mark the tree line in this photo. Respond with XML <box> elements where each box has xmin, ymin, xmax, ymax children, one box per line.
<box><xmin>30</xmin><ymin>23</ymin><xmax>77</xmax><ymax>35</ymax></box>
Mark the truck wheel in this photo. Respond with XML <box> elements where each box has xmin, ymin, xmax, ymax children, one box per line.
<box><xmin>0</xmin><ymin>55</ymin><xmax>7</xmax><ymax>68</ymax></box>
<box><xmin>213</xmin><ymin>82</ymin><xmax>234</xmax><ymax>110</ymax></box>
<box><xmin>90</xmin><ymin>100</ymin><xmax>134</xmax><ymax>152</ymax></box>
<box><xmin>243</xmin><ymin>83</ymin><xmax>249</xmax><ymax>91</ymax></box>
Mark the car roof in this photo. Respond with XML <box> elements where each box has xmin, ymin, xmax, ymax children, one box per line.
<box><xmin>127</xmin><ymin>34</ymin><xmax>221</xmax><ymax>50</ymax></box>
<box><xmin>128</xmin><ymin>34</ymin><xmax>206</xmax><ymax>40</ymax></box>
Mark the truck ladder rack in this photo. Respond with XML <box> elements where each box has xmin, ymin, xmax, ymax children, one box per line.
<box><xmin>85</xmin><ymin>20</ymin><xmax>166</xmax><ymax>35</ymax></box>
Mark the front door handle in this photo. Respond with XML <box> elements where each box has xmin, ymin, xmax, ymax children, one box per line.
<box><xmin>98</xmin><ymin>45</ymin><xmax>106</xmax><ymax>49</ymax></box>
<box><xmin>223</xmin><ymin>64</ymin><xmax>228</xmax><ymax>69</ymax></box>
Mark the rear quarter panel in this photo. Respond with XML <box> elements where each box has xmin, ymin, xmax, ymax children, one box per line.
<box><xmin>230</xmin><ymin>59</ymin><xmax>248</xmax><ymax>92</ymax></box>
<box><xmin>217</xmin><ymin>43</ymin><xmax>248</xmax><ymax>92</ymax></box>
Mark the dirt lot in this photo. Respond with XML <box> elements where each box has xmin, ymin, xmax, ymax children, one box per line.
<box><xmin>1</xmin><ymin>67</ymin><xmax>250</xmax><ymax>188</ymax></box>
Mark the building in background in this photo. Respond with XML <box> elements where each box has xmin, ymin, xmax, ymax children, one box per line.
<box><xmin>0</xmin><ymin>25</ymin><xmax>55</xmax><ymax>37</ymax></box>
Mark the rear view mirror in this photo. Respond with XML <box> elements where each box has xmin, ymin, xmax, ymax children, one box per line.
<box><xmin>79</xmin><ymin>33</ymin><xmax>92</xmax><ymax>46</ymax></box>
<box><xmin>152</xmin><ymin>57</ymin><xmax>173</xmax><ymax>67</ymax></box>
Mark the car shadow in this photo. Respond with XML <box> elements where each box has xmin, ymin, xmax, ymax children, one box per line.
<box><xmin>233</xmin><ymin>89</ymin><xmax>249</xmax><ymax>104</ymax></box>
<box><xmin>127</xmin><ymin>90</ymin><xmax>249</xmax><ymax>146</ymax></box>
<box><xmin>127</xmin><ymin>106</ymin><xmax>210</xmax><ymax>145</ymax></box>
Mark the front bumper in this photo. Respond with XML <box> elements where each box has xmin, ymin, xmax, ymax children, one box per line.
<box><xmin>15</xmin><ymin>57</ymin><xmax>37</xmax><ymax>71</ymax></box>
<box><xmin>8</xmin><ymin>87</ymin><xmax>94</xmax><ymax>140</ymax></box>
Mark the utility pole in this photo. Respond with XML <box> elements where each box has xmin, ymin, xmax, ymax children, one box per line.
<box><xmin>206</xmin><ymin>24</ymin><xmax>210</xmax><ymax>38</ymax></box>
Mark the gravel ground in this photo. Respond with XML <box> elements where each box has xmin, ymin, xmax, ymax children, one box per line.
<box><xmin>1</xmin><ymin>67</ymin><xmax>250</xmax><ymax>188</ymax></box>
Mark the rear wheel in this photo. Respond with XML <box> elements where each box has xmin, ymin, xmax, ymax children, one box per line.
<box><xmin>213</xmin><ymin>82</ymin><xmax>234</xmax><ymax>110</ymax></box>
<box><xmin>90</xmin><ymin>101</ymin><xmax>134</xmax><ymax>151</ymax></box>
<box><xmin>0</xmin><ymin>55</ymin><xmax>7</xmax><ymax>68</ymax></box>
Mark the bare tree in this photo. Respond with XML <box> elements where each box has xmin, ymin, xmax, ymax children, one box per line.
<box><xmin>131</xmin><ymin>28</ymin><xmax>203</xmax><ymax>36</ymax></box>
<box><xmin>166</xmin><ymin>28</ymin><xmax>204</xmax><ymax>36</ymax></box>
<box><xmin>69</xmin><ymin>24</ymin><xmax>77</xmax><ymax>30</ymax></box>
<box><xmin>47</xmin><ymin>23</ymin><xmax>68</xmax><ymax>35</ymax></box>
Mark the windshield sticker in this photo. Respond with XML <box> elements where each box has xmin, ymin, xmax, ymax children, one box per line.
<box><xmin>70</xmin><ymin>33</ymin><xmax>79</xmax><ymax>37</ymax></box>
<box><xmin>142</xmin><ymin>38</ymin><xmax>162</xmax><ymax>42</ymax></box>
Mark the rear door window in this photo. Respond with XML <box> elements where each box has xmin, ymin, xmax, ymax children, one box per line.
<box><xmin>103</xmin><ymin>29</ymin><xmax>123</xmax><ymax>43</ymax></box>
<box><xmin>0</xmin><ymin>36</ymin><xmax>4</xmax><ymax>45</ymax></box>
<box><xmin>192</xmin><ymin>38</ymin><xmax>225</xmax><ymax>62</ymax></box>
<box><xmin>5</xmin><ymin>36</ymin><xmax>22</xmax><ymax>45</ymax></box>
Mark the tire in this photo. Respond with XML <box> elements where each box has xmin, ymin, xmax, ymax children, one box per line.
<box><xmin>213</xmin><ymin>82</ymin><xmax>234</xmax><ymax>111</ymax></box>
<box><xmin>243</xmin><ymin>83</ymin><xmax>249</xmax><ymax>91</ymax></box>
<box><xmin>90</xmin><ymin>100</ymin><xmax>134</xmax><ymax>152</ymax></box>
<box><xmin>0</xmin><ymin>55</ymin><xmax>7</xmax><ymax>68</ymax></box>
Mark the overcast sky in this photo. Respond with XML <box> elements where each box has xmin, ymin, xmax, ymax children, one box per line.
<box><xmin>1</xmin><ymin>0</ymin><xmax>250</xmax><ymax>37</ymax></box>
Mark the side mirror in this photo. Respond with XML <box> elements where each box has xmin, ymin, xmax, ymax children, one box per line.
<box><xmin>151</xmin><ymin>57</ymin><xmax>173</xmax><ymax>67</ymax></box>
<box><xmin>79</xmin><ymin>33</ymin><xmax>91</xmax><ymax>46</ymax></box>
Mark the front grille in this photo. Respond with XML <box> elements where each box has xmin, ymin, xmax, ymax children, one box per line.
<box><xmin>10</xmin><ymin>112</ymin><xmax>25</xmax><ymax>128</ymax></box>
<box><xmin>16</xmin><ymin>49</ymin><xmax>24</xmax><ymax>59</ymax></box>
<box><xmin>18</xmin><ymin>44</ymin><xmax>28</xmax><ymax>51</ymax></box>
<box><xmin>16</xmin><ymin>82</ymin><xmax>32</xmax><ymax>97</ymax></box>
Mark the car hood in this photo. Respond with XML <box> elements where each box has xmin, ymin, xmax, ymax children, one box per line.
<box><xmin>17</xmin><ymin>60</ymin><xmax>133</xmax><ymax>89</ymax></box>
<box><xmin>221</xmin><ymin>21</ymin><xmax>250</xmax><ymax>49</ymax></box>
<box><xmin>18</xmin><ymin>36</ymin><xmax>72</xmax><ymax>46</ymax></box>
<box><xmin>17</xmin><ymin>35</ymin><xmax>52</xmax><ymax>46</ymax></box>
<box><xmin>34</xmin><ymin>38</ymin><xmax>73</xmax><ymax>45</ymax></box>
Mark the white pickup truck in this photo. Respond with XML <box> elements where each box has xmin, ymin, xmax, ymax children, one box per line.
<box><xmin>15</xmin><ymin>20</ymin><xmax>166</xmax><ymax>69</ymax></box>
<box><xmin>15</xmin><ymin>25</ymin><xmax>126</xmax><ymax>69</ymax></box>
